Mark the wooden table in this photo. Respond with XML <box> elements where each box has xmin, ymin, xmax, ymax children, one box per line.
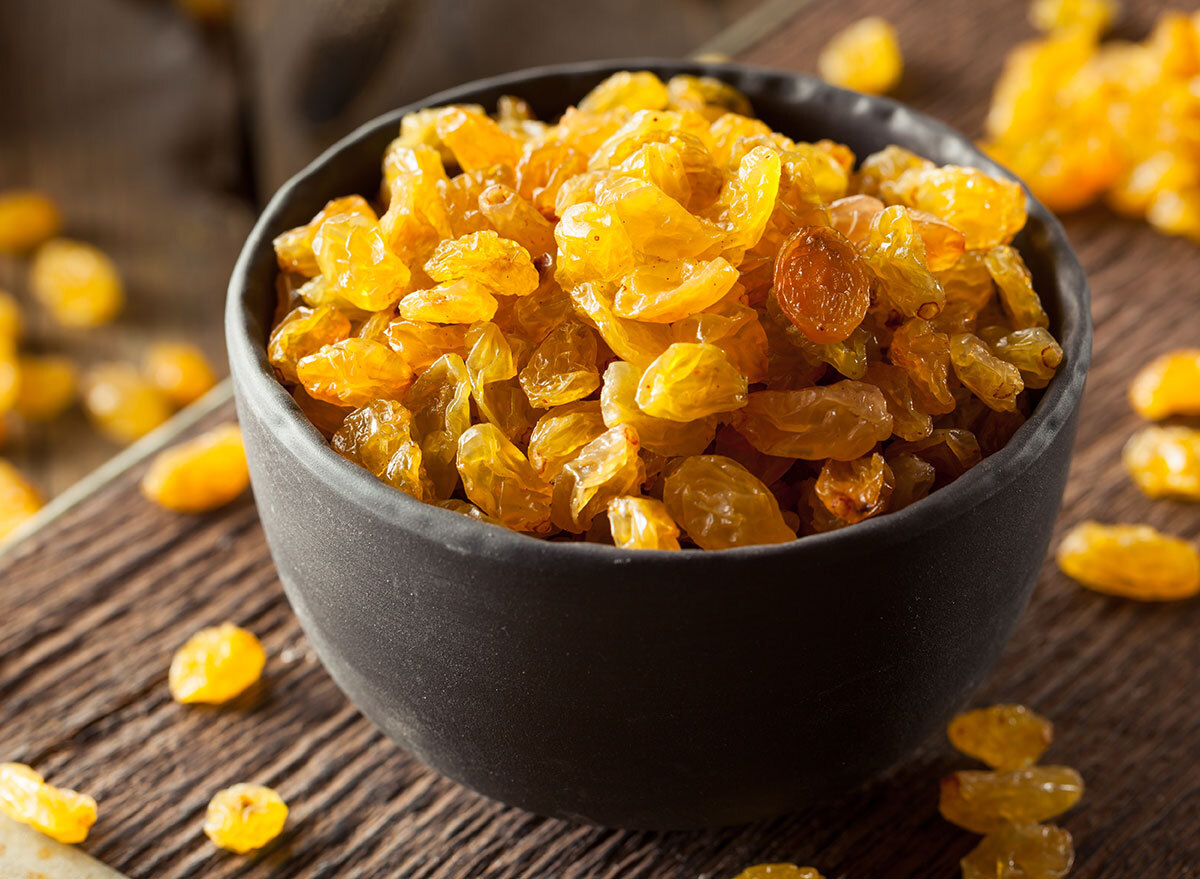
<box><xmin>3</xmin><ymin>1</ymin><xmax>1198</xmax><ymax>876</ymax></box>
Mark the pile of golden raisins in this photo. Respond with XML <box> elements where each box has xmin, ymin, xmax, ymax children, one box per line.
<box><xmin>945</xmin><ymin>704</ymin><xmax>1082</xmax><ymax>878</ymax></box>
<box><xmin>267</xmin><ymin>70</ymin><xmax>1063</xmax><ymax>550</ymax></box>
<box><xmin>0</xmin><ymin>190</ymin><xmax>222</xmax><ymax>540</ymax></box>
<box><xmin>983</xmin><ymin>2</ymin><xmax>1200</xmax><ymax>239</ymax></box>
<box><xmin>1056</xmin><ymin>348</ymin><xmax>1200</xmax><ymax>600</ymax></box>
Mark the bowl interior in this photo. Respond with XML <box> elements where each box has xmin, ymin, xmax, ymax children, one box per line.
<box><xmin>227</xmin><ymin>59</ymin><xmax>1091</xmax><ymax>561</ymax></box>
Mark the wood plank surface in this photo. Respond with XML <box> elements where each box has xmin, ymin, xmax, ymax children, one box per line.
<box><xmin>2</xmin><ymin>1</ymin><xmax>1200</xmax><ymax>877</ymax></box>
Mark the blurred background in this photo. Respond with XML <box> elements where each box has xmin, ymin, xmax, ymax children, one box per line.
<box><xmin>0</xmin><ymin>0</ymin><xmax>768</xmax><ymax>499</ymax></box>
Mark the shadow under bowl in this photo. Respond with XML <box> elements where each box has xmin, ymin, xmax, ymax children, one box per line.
<box><xmin>226</xmin><ymin>59</ymin><xmax>1091</xmax><ymax>830</ymax></box>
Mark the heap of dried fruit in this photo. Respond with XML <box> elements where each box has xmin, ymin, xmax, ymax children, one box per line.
<box><xmin>983</xmin><ymin>3</ymin><xmax>1200</xmax><ymax>240</ymax></box>
<box><xmin>944</xmin><ymin>704</ymin><xmax>1081</xmax><ymax>879</ymax></box>
<box><xmin>267</xmin><ymin>69</ymin><xmax>1061</xmax><ymax>549</ymax></box>
<box><xmin>0</xmin><ymin>762</ymin><xmax>97</xmax><ymax>844</ymax></box>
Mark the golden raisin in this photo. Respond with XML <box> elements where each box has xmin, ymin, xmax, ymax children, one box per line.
<box><xmin>663</xmin><ymin>455</ymin><xmax>795</xmax><ymax>549</ymax></box>
<box><xmin>635</xmin><ymin>342</ymin><xmax>749</xmax><ymax>422</ymax></box>
<box><xmin>1128</xmin><ymin>349</ymin><xmax>1200</xmax><ymax>419</ymax></box>
<box><xmin>817</xmin><ymin>17</ymin><xmax>903</xmax><ymax>95</ymax></box>
<box><xmin>0</xmin><ymin>459</ymin><xmax>43</xmax><ymax>542</ymax></box>
<box><xmin>457</xmin><ymin>423</ymin><xmax>553</xmax><ymax>532</ymax></box>
<box><xmin>141</xmin><ymin>424</ymin><xmax>249</xmax><ymax>513</ymax></box>
<box><xmin>961</xmin><ymin>823</ymin><xmax>1074</xmax><ymax>879</ymax></box>
<box><xmin>607</xmin><ymin>496</ymin><xmax>681</xmax><ymax>550</ymax></box>
<box><xmin>815</xmin><ymin>453</ymin><xmax>894</xmax><ymax>524</ymax></box>
<box><xmin>169</xmin><ymin>622</ymin><xmax>266</xmax><ymax>704</ymax></box>
<box><xmin>143</xmin><ymin>342</ymin><xmax>217</xmax><ymax>407</ymax></box>
<box><xmin>732</xmin><ymin>866</ymin><xmax>825</xmax><ymax>879</ymax></box>
<box><xmin>1123</xmin><ymin>425</ymin><xmax>1200</xmax><ymax>500</ymax></box>
<box><xmin>296</xmin><ymin>338</ymin><xmax>413</xmax><ymax>408</ymax></box>
<box><xmin>14</xmin><ymin>355</ymin><xmax>76</xmax><ymax>422</ymax></box>
<box><xmin>948</xmin><ymin>704</ymin><xmax>1054</xmax><ymax>769</ymax></box>
<box><xmin>0</xmin><ymin>763</ymin><xmax>97</xmax><ymax>844</ymax></box>
<box><xmin>31</xmin><ymin>239</ymin><xmax>124</xmax><ymax>327</ymax></box>
<box><xmin>0</xmin><ymin>190</ymin><xmax>61</xmax><ymax>252</ymax></box>
<box><xmin>204</xmin><ymin>783</ymin><xmax>288</xmax><ymax>854</ymax></box>
<box><xmin>83</xmin><ymin>363</ymin><xmax>173</xmax><ymax>444</ymax></box>
<box><xmin>332</xmin><ymin>400</ymin><xmax>428</xmax><ymax>499</ymax></box>
<box><xmin>551</xmin><ymin>424</ymin><xmax>645</xmax><ymax>532</ymax></box>
<box><xmin>940</xmin><ymin>767</ymin><xmax>1084</xmax><ymax>833</ymax></box>
<box><xmin>1057</xmin><ymin>521</ymin><xmax>1200</xmax><ymax>600</ymax></box>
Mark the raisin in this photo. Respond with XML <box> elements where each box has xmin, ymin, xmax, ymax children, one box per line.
<box><xmin>14</xmin><ymin>355</ymin><xmax>76</xmax><ymax>422</ymax></box>
<box><xmin>31</xmin><ymin>239</ymin><xmax>124</xmax><ymax>327</ymax></box>
<box><xmin>142</xmin><ymin>423</ymin><xmax>249</xmax><ymax>512</ymax></box>
<box><xmin>1056</xmin><ymin>521</ymin><xmax>1200</xmax><ymax>600</ymax></box>
<box><xmin>269</xmin><ymin>305</ymin><xmax>353</xmax><ymax>382</ymax></box>
<box><xmin>734</xmin><ymin>382</ymin><xmax>893</xmax><ymax>460</ymax></box>
<box><xmin>457</xmin><ymin>423</ymin><xmax>553</xmax><ymax>532</ymax></box>
<box><xmin>960</xmin><ymin>822</ymin><xmax>1074</xmax><ymax>879</ymax></box>
<box><xmin>143</xmin><ymin>342</ymin><xmax>217</xmax><ymax>407</ymax></box>
<box><xmin>1128</xmin><ymin>349</ymin><xmax>1200</xmax><ymax>419</ymax></box>
<box><xmin>528</xmin><ymin>401</ymin><xmax>607</xmax><ymax>481</ymax></box>
<box><xmin>0</xmin><ymin>763</ymin><xmax>97</xmax><ymax>844</ymax></box>
<box><xmin>552</xmin><ymin>424</ymin><xmax>645</xmax><ymax>532</ymax></box>
<box><xmin>949</xmin><ymin>333</ymin><xmax>1025</xmax><ymax>412</ymax></box>
<box><xmin>635</xmin><ymin>342</ymin><xmax>748</xmax><ymax>421</ymax></box>
<box><xmin>615</xmin><ymin>257</ymin><xmax>739</xmax><ymax>323</ymax></box>
<box><xmin>600</xmin><ymin>360</ymin><xmax>716</xmax><ymax>456</ymax></box>
<box><xmin>296</xmin><ymin>338</ymin><xmax>413</xmax><ymax>407</ymax></box>
<box><xmin>732</xmin><ymin>866</ymin><xmax>826</xmax><ymax>879</ymax></box>
<box><xmin>663</xmin><ymin>455</ymin><xmax>796</xmax><ymax>549</ymax></box>
<box><xmin>332</xmin><ymin>400</ymin><xmax>428</xmax><ymax>499</ymax></box>
<box><xmin>519</xmin><ymin>319</ymin><xmax>600</xmax><ymax>408</ymax></box>
<box><xmin>815</xmin><ymin>452</ymin><xmax>894</xmax><ymax>524</ymax></box>
<box><xmin>940</xmin><ymin>767</ymin><xmax>1084</xmax><ymax>833</ymax></box>
<box><xmin>607</xmin><ymin>496</ymin><xmax>681</xmax><ymax>550</ymax></box>
<box><xmin>83</xmin><ymin>363</ymin><xmax>172</xmax><ymax>444</ymax></box>
<box><xmin>0</xmin><ymin>460</ymin><xmax>43</xmax><ymax>542</ymax></box>
<box><xmin>0</xmin><ymin>191</ymin><xmax>61</xmax><ymax>252</ymax></box>
<box><xmin>817</xmin><ymin>17</ymin><xmax>903</xmax><ymax>95</ymax></box>
<box><xmin>1123</xmin><ymin>425</ymin><xmax>1200</xmax><ymax>500</ymax></box>
<box><xmin>204</xmin><ymin>783</ymin><xmax>288</xmax><ymax>854</ymax></box>
<box><xmin>169</xmin><ymin>622</ymin><xmax>266</xmax><ymax>704</ymax></box>
<box><xmin>948</xmin><ymin>704</ymin><xmax>1054</xmax><ymax>769</ymax></box>
<box><xmin>774</xmin><ymin>225</ymin><xmax>870</xmax><ymax>343</ymax></box>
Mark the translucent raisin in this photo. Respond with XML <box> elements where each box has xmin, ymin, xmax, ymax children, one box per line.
<box><xmin>734</xmin><ymin>382</ymin><xmax>893</xmax><ymax>460</ymax></box>
<box><xmin>204</xmin><ymin>783</ymin><xmax>288</xmax><ymax>854</ymax></box>
<box><xmin>635</xmin><ymin>342</ymin><xmax>749</xmax><ymax>422</ymax></box>
<box><xmin>662</xmin><ymin>455</ymin><xmax>796</xmax><ymax>549</ymax></box>
<box><xmin>1056</xmin><ymin>521</ymin><xmax>1200</xmax><ymax>600</ymax></box>
<box><xmin>1123</xmin><ymin>425</ymin><xmax>1200</xmax><ymax>500</ymax></box>
<box><xmin>607</xmin><ymin>496</ymin><xmax>681</xmax><ymax>550</ymax></box>
<box><xmin>1128</xmin><ymin>349</ymin><xmax>1200</xmax><ymax>419</ymax></box>
<box><xmin>774</xmin><ymin>225</ymin><xmax>870</xmax><ymax>343</ymax></box>
<box><xmin>817</xmin><ymin>17</ymin><xmax>903</xmax><ymax>95</ymax></box>
<box><xmin>142</xmin><ymin>423</ymin><xmax>249</xmax><ymax>513</ymax></box>
<box><xmin>940</xmin><ymin>767</ymin><xmax>1084</xmax><ymax>833</ymax></box>
<box><xmin>169</xmin><ymin>622</ymin><xmax>266</xmax><ymax>704</ymax></box>
<box><xmin>0</xmin><ymin>763</ymin><xmax>97</xmax><ymax>844</ymax></box>
<box><xmin>31</xmin><ymin>239</ymin><xmax>124</xmax><ymax>327</ymax></box>
<box><xmin>0</xmin><ymin>190</ymin><xmax>61</xmax><ymax>252</ymax></box>
<box><xmin>143</xmin><ymin>342</ymin><xmax>217</xmax><ymax>407</ymax></box>
<box><xmin>948</xmin><ymin>704</ymin><xmax>1054</xmax><ymax>769</ymax></box>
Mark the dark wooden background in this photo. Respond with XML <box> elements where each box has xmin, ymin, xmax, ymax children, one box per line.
<box><xmin>2</xmin><ymin>0</ymin><xmax>1199</xmax><ymax>877</ymax></box>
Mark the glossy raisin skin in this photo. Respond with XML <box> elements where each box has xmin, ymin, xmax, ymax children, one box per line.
<box><xmin>774</xmin><ymin>225</ymin><xmax>870</xmax><ymax>344</ymax></box>
<box><xmin>1057</xmin><ymin>521</ymin><xmax>1200</xmax><ymax>600</ymax></box>
<box><xmin>948</xmin><ymin>704</ymin><xmax>1053</xmax><ymax>769</ymax></box>
<box><xmin>939</xmin><ymin>766</ymin><xmax>1084</xmax><ymax>833</ymax></box>
<box><xmin>204</xmin><ymin>783</ymin><xmax>288</xmax><ymax>854</ymax></box>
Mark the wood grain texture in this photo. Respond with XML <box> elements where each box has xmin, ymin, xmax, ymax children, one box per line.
<box><xmin>2</xmin><ymin>1</ymin><xmax>1199</xmax><ymax>877</ymax></box>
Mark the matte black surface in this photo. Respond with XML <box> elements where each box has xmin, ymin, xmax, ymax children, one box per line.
<box><xmin>225</xmin><ymin>60</ymin><xmax>1091</xmax><ymax>830</ymax></box>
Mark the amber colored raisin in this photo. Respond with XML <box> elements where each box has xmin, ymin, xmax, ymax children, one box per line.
<box><xmin>774</xmin><ymin>225</ymin><xmax>871</xmax><ymax>344</ymax></box>
<box><xmin>940</xmin><ymin>766</ymin><xmax>1084</xmax><ymax>833</ymax></box>
<box><xmin>142</xmin><ymin>423</ymin><xmax>249</xmax><ymax>513</ymax></box>
<box><xmin>948</xmin><ymin>704</ymin><xmax>1054</xmax><ymax>770</ymax></box>
<box><xmin>607</xmin><ymin>496</ymin><xmax>681</xmax><ymax>550</ymax></box>
<box><xmin>1056</xmin><ymin>521</ymin><xmax>1200</xmax><ymax>600</ymax></box>
<box><xmin>169</xmin><ymin>622</ymin><xmax>266</xmax><ymax>704</ymax></box>
<box><xmin>818</xmin><ymin>17</ymin><xmax>903</xmax><ymax>95</ymax></box>
<box><xmin>204</xmin><ymin>783</ymin><xmax>288</xmax><ymax>854</ymax></box>
<box><xmin>635</xmin><ymin>342</ymin><xmax>749</xmax><ymax>422</ymax></box>
<box><xmin>14</xmin><ymin>355</ymin><xmax>76</xmax><ymax>422</ymax></box>
<box><xmin>83</xmin><ymin>363</ymin><xmax>173</xmax><ymax>444</ymax></box>
<box><xmin>457</xmin><ymin>423</ymin><xmax>553</xmax><ymax>532</ymax></box>
<box><xmin>734</xmin><ymin>382</ymin><xmax>893</xmax><ymax>460</ymax></box>
<box><xmin>815</xmin><ymin>452</ymin><xmax>894</xmax><ymax>524</ymax></box>
<box><xmin>960</xmin><ymin>822</ymin><xmax>1074</xmax><ymax>879</ymax></box>
<box><xmin>296</xmin><ymin>338</ymin><xmax>413</xmax><ymax>408</ymax></box>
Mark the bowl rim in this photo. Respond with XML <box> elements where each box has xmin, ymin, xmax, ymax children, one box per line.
<box><xmin>226</xmin><ymin>57</ymin><xmax>1091</xmax><ymax>565</ymax></box>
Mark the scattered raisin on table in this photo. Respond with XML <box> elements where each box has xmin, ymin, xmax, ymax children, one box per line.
<box><xmin>960</xmin><ymin>822</ymin><xmax>1075</xmax><ymax>879</ymax></box>
<box><xmin>0</xmin><ymin>762</ymin><xmax>97</xmax><ymax>844</ymax></box>
<box><xmin>1056</xmin><ymin>521</ymin><xmax>1200</xmax><ymax>600</ymax></box>
<box><xmin>169</xmin><ymin>622</ymin><xmax>266</xmax><ymax>704</ymax></box>
<box><xmin>142</xmin><ymin>423</ymin><xmax>249</xmax><ymax>513</ymax></box>
<box><xmin>203</xmin><ymin>783</ymin><xmax>288</xmax><ymax>854</ymax></box>
<box><xmin>948</xmin><ymin>704</ymin><xmax>1053</xmax><ymax>770</ymax></box>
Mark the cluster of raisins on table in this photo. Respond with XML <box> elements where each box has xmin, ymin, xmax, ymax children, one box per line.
<box><xmin>266</xmin><ymin>69</ymin><xmax>1063</xmax><ymax>550</ymax></box>
<box><xmin>0</xmin><ymin>190</ymin><xmax>221</xmax><ymax>541</ymax></box>
<box><xmin>1</xmin><ymin>621</ymin><xmax>285</xmax><ymax>853</ymax></box>
<box><xmin>1056</xmin><ymin>348</ymin><xmax>1200</xmax><ymax>601</ymax></box>
<box><xmin>982</xmin><ymin>1</ymin><xmax>1200</xmax><ymax>239</ymax></box>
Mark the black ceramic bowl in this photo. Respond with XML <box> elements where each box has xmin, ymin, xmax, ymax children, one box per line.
<box><xmin>226</xmin><ymin>60</ymin><xmax>1090</xmax><ymax>830</ymax></box>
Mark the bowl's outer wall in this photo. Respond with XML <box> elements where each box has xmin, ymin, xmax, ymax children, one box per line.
<box><xmin>228</xmin><ymin>61</ymin><xmax>1090</xmax><ymax>829</ymax></box>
